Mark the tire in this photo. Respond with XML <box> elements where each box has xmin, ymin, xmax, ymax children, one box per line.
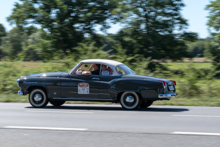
<box><xmin>120</xmin><ymin>92</ymin><xmax>142</xmax><ymax>110</ymax></box>
<box><xmin>29</xmin><ymin>89</ymin><xmax>48</xmax><ymax>108</ymax></box>
<box><xmin>140</xmin><ymin>101</ymin><xmax>153</xmax><ymax>108</ymax></box>
<box><xmin>50</xmin><ymin>100</ymin><xmax>65</xmax><ymax>106</ymax></box>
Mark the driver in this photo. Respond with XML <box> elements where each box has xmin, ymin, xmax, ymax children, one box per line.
<box><xmin>90</xmin><ymin>64</ymin><xmax>100</xmax><ymax>75</ymax></box>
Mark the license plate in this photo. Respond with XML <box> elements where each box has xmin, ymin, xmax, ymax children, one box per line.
<box><xmin>169</xmin><ymin>86</ymin><xmax>174</xmax><ymax>91</ymax></box>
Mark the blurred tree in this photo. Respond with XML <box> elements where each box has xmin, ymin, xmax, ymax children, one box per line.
<box><xmin>180</xmin><ymin>32</ymin><xmax>198</xmax><ymax>42</ymax></box>
<box><xmin>85</xmin><ymin>34</ymin><xmax>117</xmax><ymax>53</ymax></box>
<box><xmin>8</xmin><ymin>0</ymin><xmax>121</xmax><ymax>57</ymax></box>
<box><xmin>0</xmin><ymin>24</ymin><xmax>6</xmax><ymax>45</ymax></box>
<box><xmin>206</xmin><ymin>0</ymin><xmax>220</xmax><ymax>77</ymax></box>
<box><xmin>113</xmin><ymin>0</ymin><xmax>193</xmax><ymax>60</ymax></box>
<box><xmin>203</xmin><ymin>39</ymin><xmax>215</xmax><ymax>58</ymax></box>
<box><xmin>17</xmin><ymin>30</ymin><xmax>52</xmax><ymax>61</ymax></box>
<box><xmin>1</xmin><ymin>28</ymin><xmax>28</xmax><ymax>60</ymax></box>
<box><xmin>0</xmin><ymin>24</ymin><xmax>7</xmax><ymax>59</ymax></box>
<box><xmin>187</xmin><ymin>39</ymin><xmax>208</xmax><ymax>57</ymax></box>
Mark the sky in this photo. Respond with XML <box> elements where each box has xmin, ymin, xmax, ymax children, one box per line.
<box><xmin>0</xmin><ymin>0</ymin><xmax>211</xmax><ymax>39</ymax></box>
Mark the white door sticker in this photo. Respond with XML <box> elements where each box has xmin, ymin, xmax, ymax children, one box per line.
<box><xmin>78</xmin><ymin>83</ymin><xmax>89</xmax><ymax>94</ymax></box>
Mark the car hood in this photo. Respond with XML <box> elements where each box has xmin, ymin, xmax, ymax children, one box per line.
<box><xmin>29</xmin><ymin>72</ymin><xmax>68</xmax><ymax>77</ymax></box>
<box><xmin>122</xmin><ymin>74</ymin><xmax>170</xmax><ymax>82</ymax></box>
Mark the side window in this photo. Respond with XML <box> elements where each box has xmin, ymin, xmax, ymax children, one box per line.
<box><xmin>101</xmin><ymin>64</ymin><xmax>113</xmax><ymax>76</ymax></box>
<box><xmin>75</xmin><ymin>64</ymin><xmax>100</xmax><ymax>75</ymax></box>
<box><xmin>116</xmin><ymin>66</ymin><xmax>126</xmax><ymax>75</ymax></box>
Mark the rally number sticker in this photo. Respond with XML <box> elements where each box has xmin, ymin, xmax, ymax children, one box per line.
<box><xmin>78</xmin><ymin>83</ymin><xmax>89</xmax><ymax>94</ymax></box>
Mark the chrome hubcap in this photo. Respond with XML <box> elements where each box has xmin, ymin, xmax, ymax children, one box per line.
<box><xmin>34</xmin><ymin>94</ymin><xmax>42</xmax><ymax>102</ymax></box>
<box><xmin>125</xmin><ymin>96</ymin><xmax>134</xmax><ymax>103</ymax></box>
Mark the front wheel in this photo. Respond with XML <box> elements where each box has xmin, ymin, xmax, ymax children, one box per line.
<box><xmin>50</xmin><ymin>100</ymin><xmax>65</xmax><ymax>106</ymax></box>
<box><xmin>29</xmin><ymin>89</ymin><xmax>48</xmax><ymax>108</ymax></box>
<box><xmin>120</xmin><ymin>92</ymin><xmax>142</xmax><ymax>110</ymax></box>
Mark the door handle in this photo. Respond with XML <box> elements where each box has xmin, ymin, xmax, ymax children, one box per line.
<box><xmin>92</xmin><ymin>78</ymin><xmax>100</xmax><ymax>80</ymax></box>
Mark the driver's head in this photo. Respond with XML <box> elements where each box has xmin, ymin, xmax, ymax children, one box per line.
<box><xmin>93</xmin><ymin>64</ymin><xmax>100</xmax><ymax>70</ymax></box>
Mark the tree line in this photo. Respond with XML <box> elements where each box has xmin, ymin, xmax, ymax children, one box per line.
<box><xmin>0</xmin><ymin>0</ymin><xmax>219</xmax><ymax>75</ymax></box>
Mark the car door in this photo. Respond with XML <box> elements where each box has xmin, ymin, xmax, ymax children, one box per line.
<box><xmin>60</xmin><ymin>74</ymin><xmax>100</xmax><ymax>99</ymax></box>
<box><xmin>99</xmin><ymin>76</ymin><xmax>121</xmax><ymax>99</ymax></box>
<box><xmin>99</xmin><ymin>65</ymin><xmax>121</xmax><ymax>99</ymax></box>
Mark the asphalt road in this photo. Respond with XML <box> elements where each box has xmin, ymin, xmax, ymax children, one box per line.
<box><xmin>0</xmin><ymin>103</ymin><xmax>220</xmax><ymax>147</ymax></box>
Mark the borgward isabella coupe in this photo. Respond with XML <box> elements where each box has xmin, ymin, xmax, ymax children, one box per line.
<box><xmin>17</xmin><ymin>59</ymin><xmax>177</xmax><ymax>110</ymax></box>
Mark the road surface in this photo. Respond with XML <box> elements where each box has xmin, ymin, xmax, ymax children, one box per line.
<box><xmin>0</xmin><ymin>103</ymin><xmax>219</xmax><ymax>147</ymax></box>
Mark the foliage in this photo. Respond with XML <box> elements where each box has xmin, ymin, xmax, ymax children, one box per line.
<box><xmin>1</xmin><ymin>28</ymin><xmax>28</xmax><ymax>60</ymax></box>
<box><xmin>178</xmin><ymin>64</ymin><xmax>202</xmax><ymax>97</ymax></box>
<box><xmin>206</xmin><ymin>0</ymin><xmax>220</xmax><ymax>33</ymax></box>
<box><xmin>0</xmin><ymin>23</ymin><xmax>6</xmax><ymax>58</ymax></box>
<box><xmin>112</xmin><ymin>0</ymin><xmax>191</xmax><ymax>60</ymax></box>
<box><xmin>210</xmin><ymin>36</ymin><xmax>220</xmax><ymax>77</ymax></box>
<box><xmin>187</xmin><ymin>39</ymin><xmax>212</xmax><ymax>57</ymax></box>
<box><xmin>74</xmin><ymin>42</ymin><xmax>110</xmax><ymax>61</ymax></box>
<box><xmin>0</xmin><ymin>23</ymin><xmax>6</xmax><ymax>46</ymax></box>
<box><xmin>206</xmin><ymin>1</ymin><xmax>220</xmax><ymax>77</ymax></box>
<box><xmin>8</xmin><ymin>0</ymin><xmax>122</xmax><ymax>56</ymax></box>
<box><xmin>3</xmin><ymin>0</ymin><xmax>202</xmax><ymax>62</ymax></box>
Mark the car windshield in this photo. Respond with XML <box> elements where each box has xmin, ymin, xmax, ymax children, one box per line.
<box><xmin>69</xmin><ymin>62</ymin><xmax>81</xmax><ymax>74</ymax></box>
<box><xmin>116</xmin><ymin>64</ymin><xmax>135</xmax><ymax>75</ymax></box>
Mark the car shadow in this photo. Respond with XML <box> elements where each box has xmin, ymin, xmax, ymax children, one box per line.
<box><xmin>25</xmin><ymin>105</ymin><xmax>189</xmax><ymax>112</ymax></box>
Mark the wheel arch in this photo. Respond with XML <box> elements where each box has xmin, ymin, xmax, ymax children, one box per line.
<box><xmin>110</xmin><ymin>79</ymin><xmax>155</xmax><ymax>101</ymax></box>
<box><xmin>27</xmin><ymin>86</ymin><xmax>48</xmax><ymax>97</ymax></box>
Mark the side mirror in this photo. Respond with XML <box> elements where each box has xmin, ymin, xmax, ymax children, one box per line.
<box><xmin>82</xmin><ymin>71</ymin><xmax>92</xmax><ymax>76</ymax></box>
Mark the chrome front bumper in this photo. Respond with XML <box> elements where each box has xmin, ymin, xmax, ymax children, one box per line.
<box><xmin>18</xmin><ymin>90</ymin><xmax>24</xmax><ymax>96</ymax></box>
<box><xmin>158</xmin><ymin>93</ymin><xmax>177</xmax><ymax>99</ymax></box>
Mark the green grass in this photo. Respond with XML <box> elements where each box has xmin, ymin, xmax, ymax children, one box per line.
<box><xmin>0</xmin><ymin>94</ymin><xmax>29</xmax><ymax>103</ymax></box>
<box><xmin>154</xmin><ymin>97</ymin><xmax>220</xmax><ymax>107</ymax></box>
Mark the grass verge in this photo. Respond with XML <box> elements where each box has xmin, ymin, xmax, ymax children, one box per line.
<box><xmin>1</xmin><ymin>94</ymin><xmax>220</xmax><ymax>107</ymax></box>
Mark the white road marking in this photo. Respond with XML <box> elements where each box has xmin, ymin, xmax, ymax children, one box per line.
<box><xmin>3</xmin><ymin>126</ymin><xmax>87</xmax><ymax>131</ymax></box>
<box><xmin>27</xmin><ymin>110</ymin><xmax>94</xmax><ymax>114</ymax></box>
<box><xmin>173</xmin><ymin>132</ymin><xmax>220</xmax><ymax>136</ymax></box>
<box><xmin>173</xmin><ymin>115</ymin><xmax>220</xmax><ymax>118</ymax></box>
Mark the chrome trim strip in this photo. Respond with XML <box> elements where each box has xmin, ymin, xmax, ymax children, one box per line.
<box><xmin>53</xmin><ymin>97</ymin><xmax>113</xmax><ymax>102</ymax></box>
<box><xmin>158</xmin><ymin>93</ymin><xmax>177</xmax><ymax>99</ymax></box>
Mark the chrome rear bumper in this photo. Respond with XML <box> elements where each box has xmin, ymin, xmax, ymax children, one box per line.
<box><xmin>158</xmin><ymin>93</ymin><xmax>177</xmax><ymax>99</ymax></box>
<box><xmin>18</xmin><ymin>90</ymin><xmax>24</xmax><ymax>96</ymax></box>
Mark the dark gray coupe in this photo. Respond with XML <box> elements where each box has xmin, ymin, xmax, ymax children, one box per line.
<box><xmin>17</xmin><ymin>59</ymin><xmax>177</xmax><ymax>110</ymax></box>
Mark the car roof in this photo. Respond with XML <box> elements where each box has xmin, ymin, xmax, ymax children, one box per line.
<box><xmin>81</xmin><ymin>59</ymin><xmax>123</xmax><ymax>67</ymax></box>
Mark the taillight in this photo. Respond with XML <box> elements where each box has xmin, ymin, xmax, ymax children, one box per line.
<box><xmin>158</xmin><ymin>80</ymin><xmax>166</xmax><ymax>87</ymax></box>
<box><xmin>170</xmin><ymin>80</ymin><xmax>176</xmax><ymax>86</ymax></box>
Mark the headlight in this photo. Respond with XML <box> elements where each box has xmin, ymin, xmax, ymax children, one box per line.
<box><xmin>17</xmin><ymin>79</ymin><xmax>20</xmax><ymax>88</ymax></box>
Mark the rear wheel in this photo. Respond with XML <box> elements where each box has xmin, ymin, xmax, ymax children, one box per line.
<box><xmin>120</xmin><ymin>92</ymin><xmax>142</xmax><ymax>110</ymax></box>
<box><xmin>50</xmin><ymin>100</ymin><xmax>65</xmax><ymax>106</ymax></box>
<box><xmin>29</xmin><ymin>89</ymin><xmax>48</xmax><ymax>108</ymax></box>
<box><xmin>140</xmin><ymin>101</ymin><xmax>153</xmax><ymax>108</ymax></box>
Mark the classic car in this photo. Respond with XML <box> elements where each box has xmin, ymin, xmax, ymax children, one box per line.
<box><xmin>17</xmin><ymin>59</ymin><xmax>177</xmax><ymax>110</ymax></box>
